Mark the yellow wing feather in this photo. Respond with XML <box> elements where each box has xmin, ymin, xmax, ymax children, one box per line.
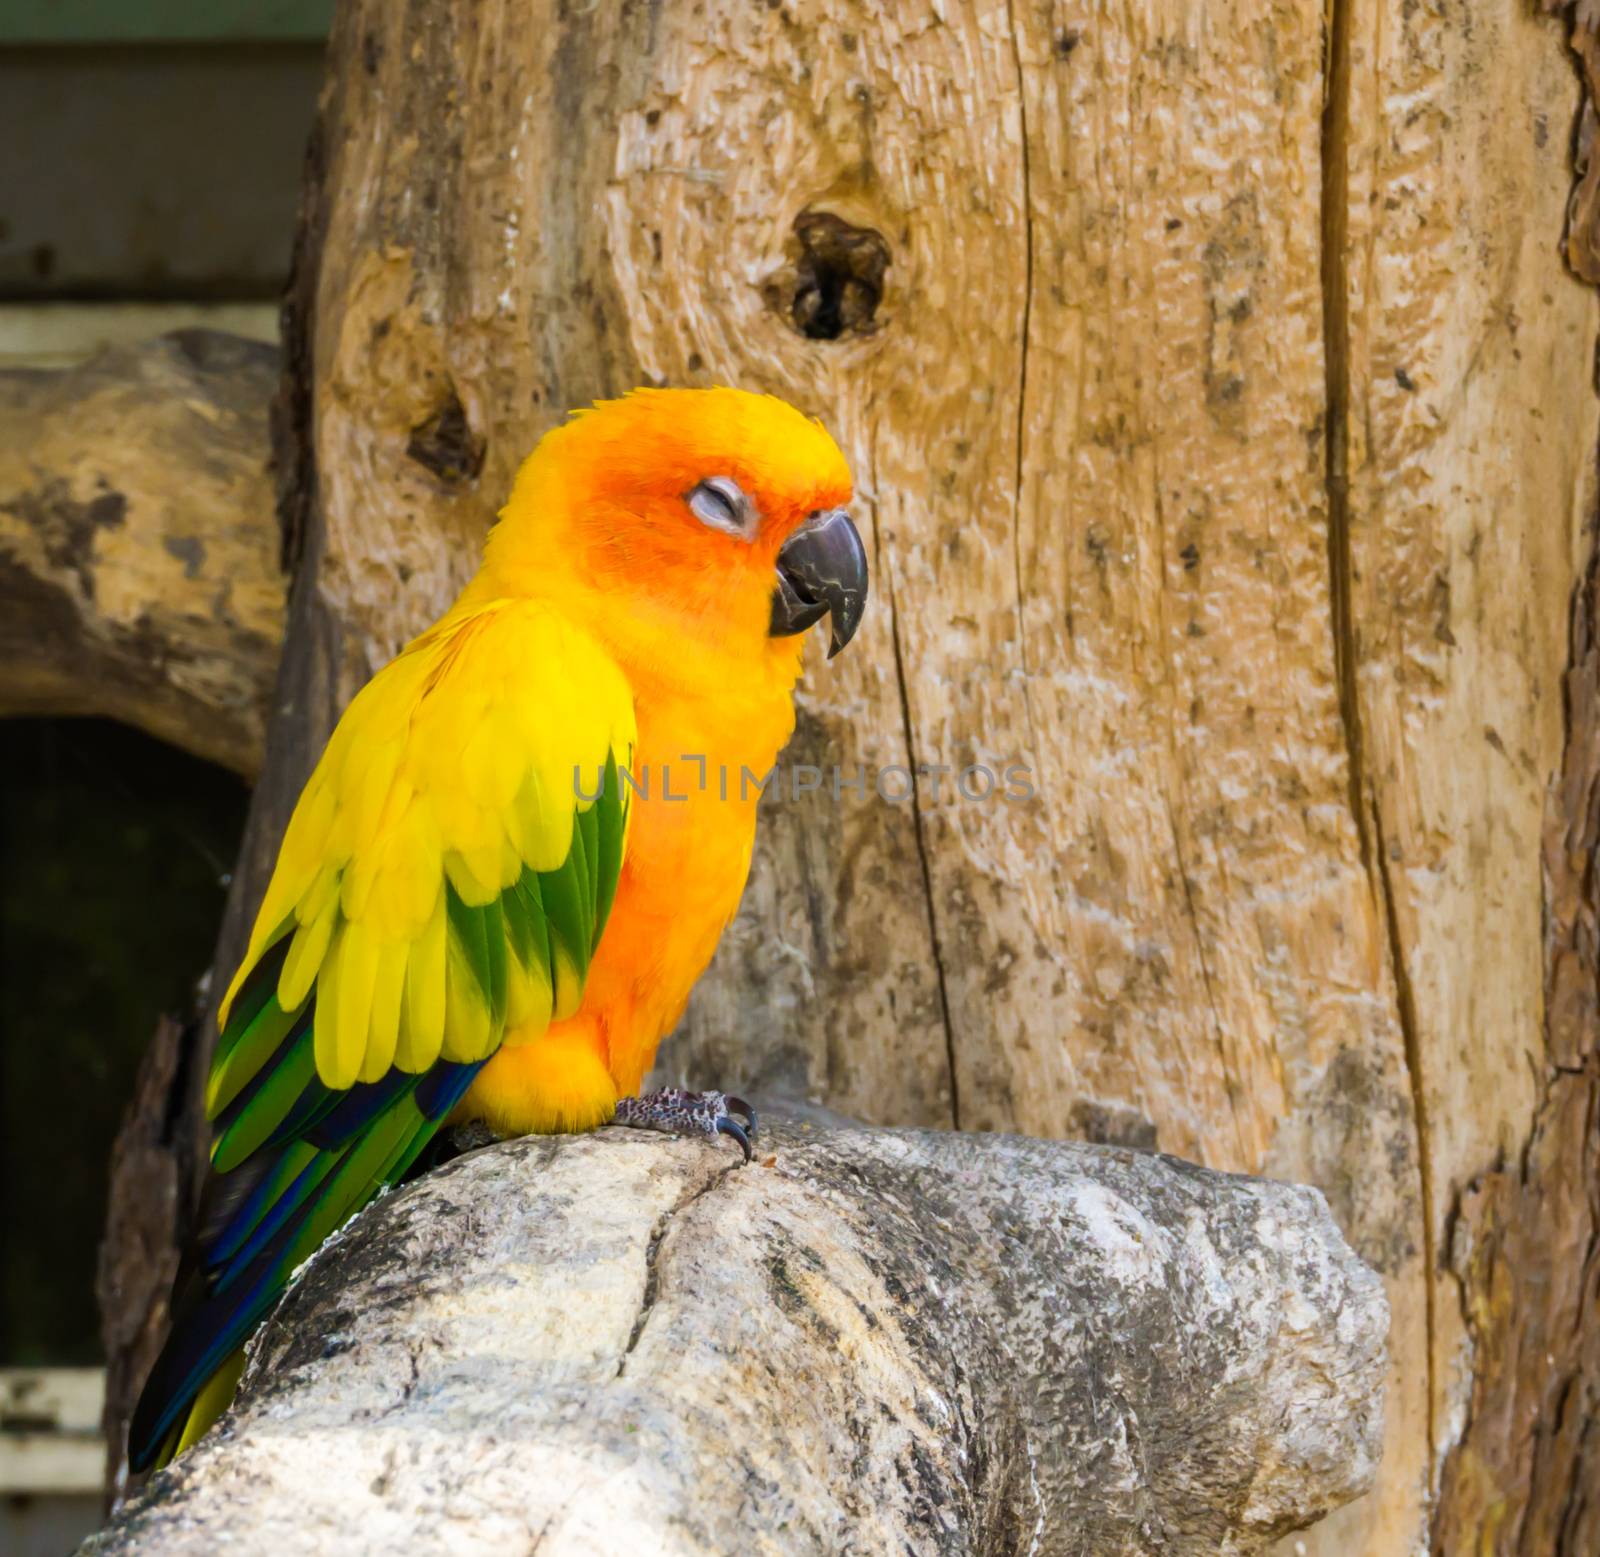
<box><xmin>221</xmin><ymin>601</ymin><xmax>635</xmax><ymax>1092</ymax></box>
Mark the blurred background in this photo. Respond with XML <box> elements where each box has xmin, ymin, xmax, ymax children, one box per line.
<box><xmin>0</xmin><ymin>5</ymin><xmax>325</xmax><ymax>1550</ymax></box>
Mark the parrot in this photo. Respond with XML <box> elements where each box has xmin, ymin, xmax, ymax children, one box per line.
<box><xmin>126</xmin><ymin>386</ymin><xmax>868</xmax><ymax>1473</ymax></box>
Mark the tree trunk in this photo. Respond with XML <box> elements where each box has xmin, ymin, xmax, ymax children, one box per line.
<box><xmin>98</xmin><ymin>0</ymin><xmax>1600</xmax><ymax>1549</ymax></box>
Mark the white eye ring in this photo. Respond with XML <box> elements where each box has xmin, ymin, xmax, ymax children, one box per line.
<box><xmin>688</xmin><ymin>475</ymin><xmax>757</xmax><ymax>539</ymax></box>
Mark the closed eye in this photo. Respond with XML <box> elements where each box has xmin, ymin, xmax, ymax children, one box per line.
<box><xmin>687</xmin><ymin>475</ymin><xmax>758</xmax><ymax>539</ymax></box>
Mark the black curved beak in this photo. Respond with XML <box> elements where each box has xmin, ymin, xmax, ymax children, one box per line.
<box><xmin>769</xmin><ymin>508</ymin><xmax>869</xmax><ymax>658</ymax></box>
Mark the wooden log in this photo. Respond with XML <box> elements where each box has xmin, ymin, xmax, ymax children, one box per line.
<box><xmin>84</xmin><ymin>1122</ymin><xmax>1389</xmax><ymax>1556</ymax></box>
<box><xmin>0</xmin><ymin>330</ymin><xmax>285</xmax><ymax>777</ymax></box>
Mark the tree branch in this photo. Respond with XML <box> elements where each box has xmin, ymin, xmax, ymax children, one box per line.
<box><xmin>89</xmin><ymin>1119</ymin><xmax>1388</xmax><ymax>1555</ymax></box>
<box><xmin>0</xmin><ymin>330</ymin><xmax>284</xmax><ymax>776</ymax></box>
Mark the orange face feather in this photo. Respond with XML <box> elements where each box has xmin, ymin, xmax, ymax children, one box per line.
<box><xmin>473</xmin><ymin>386</ymin><xmax>854</xmax><ymax>665</ymax></box>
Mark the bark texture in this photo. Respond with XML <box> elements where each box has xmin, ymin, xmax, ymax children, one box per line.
<box><xmin>88</xmin><ymin>0</ymin><xmax>1600</xmax><ymax>1549</ymax></box>
<box><xmin>1421</xmin><ymin>7</ymin><xmax>1600</xmax><ymax>1552</ymax></box>
<box><xmin>85</xmin><ymin>1122</ymin><xmax>1387</xmax><ymax>1557</ymax></box>
<box><xmin>95</xmin><ymin>1017</ymin><xmax>203</xmax><ymax>1505</ymax></box>
<box><xmin>0</xmin><ymin>330</ymin><xmax>284</xmax><ymax>776</ymax></box>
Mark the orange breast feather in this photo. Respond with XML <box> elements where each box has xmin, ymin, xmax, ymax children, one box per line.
<box><xmin>458</xmin><ymin>626</ymin><xmax>807</xmax><ymax>1135</ymax></box>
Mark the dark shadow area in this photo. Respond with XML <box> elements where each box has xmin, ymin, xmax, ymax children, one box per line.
<box><xmin>0</xmin><ymin>717</ymin><xmax>248</xmax><ymax>1364</ymax></box>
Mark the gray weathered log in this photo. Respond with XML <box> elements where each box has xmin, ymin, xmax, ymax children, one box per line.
<box><xmin>85</xmin><ymin>1119</ymin><xmax>1386</xmax><ymax>1556</ymax></box>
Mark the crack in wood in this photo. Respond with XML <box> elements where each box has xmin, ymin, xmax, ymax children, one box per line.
<box><xmin>1373</xmin><ymin>792</ymin><xmax>1439</xmax><ymax>1481</ymax></box>
<box><xmin>858</xmin><ymin>406</ymin><xmax>961</xmax><ymax>1130</ymax></box>
<box><xmin>1319</xmin><ymin>0</ymin><xmax>1366</xmax><ymax>878</ymax></box>
<box><xmin>1005</xmin><ymin>0</ymin><xmax>1035</xmax><ymax>690</ymax></box>
<box><xmin>616</xmin><ymin>1160</ymin><xmax>739</xmax><ymax>1375</ymax></box>
<box><xmin>878</xmin><ymin>468</ymin><xmax>960</xmax><ymax>1131</ymax></box>
<box><xmin>1319</xmin><ymin>0</ymin><xmax>1440</xmax><ymax>1482</ymax></box>
<box><xmin>886</xmin><ymin>574</ymin><xmax>960</xmax><ymax>1133</ymax></box>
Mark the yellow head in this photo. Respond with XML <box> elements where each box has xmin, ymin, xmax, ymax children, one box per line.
<box><xmin>480</xmin><ymin>387</ymin><xmax>866</xmax><ymax>666</ymax></box>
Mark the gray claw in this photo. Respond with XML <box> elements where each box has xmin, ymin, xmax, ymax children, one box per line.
<box><xmin>723</xmin><ymin>1097</ymin><xmax>758</xmax><ymax>1137</ymax></box>
<box><xmin>715</xmin><ymin>1116</ymin><xmax>753</xmax><ymax>1163</ymax></box>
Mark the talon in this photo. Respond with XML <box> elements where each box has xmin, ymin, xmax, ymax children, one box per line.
<box><xmin>612</xmin><ymin>1087</ymin><xmax>759</xmax><ymax>1164</ymax></box>
<box><xmin>723</xmin><ymin>1097</ymin><xmax>758</xmax><ymax>1137</ymax></box>
<box><xmin>715</xmin><ymin>1116</ymin><xmax>753</xmax><ymax>1163</ymax></box>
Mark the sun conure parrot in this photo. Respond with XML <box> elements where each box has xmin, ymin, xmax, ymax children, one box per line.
<box><xmin>127</xmin><ymin>386</ymin><xmax>868</xmax><ymax>1473</ymax></box>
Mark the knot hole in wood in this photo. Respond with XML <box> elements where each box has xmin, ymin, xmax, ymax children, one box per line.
<box><xmin>406</xmin><ymin>386</ymin><xmax>484</xmax><ymax>486</ymax></box>
<box><xmin>776</xmin><ymin>210</ymin><xmax>891</xmax><ymax>341</ymax></box>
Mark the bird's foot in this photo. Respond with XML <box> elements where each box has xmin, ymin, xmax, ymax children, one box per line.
<box><xmin>610</xmin><ymin>1088</ymin><xmax>758</xmax><ymax>1163</ymax></box>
